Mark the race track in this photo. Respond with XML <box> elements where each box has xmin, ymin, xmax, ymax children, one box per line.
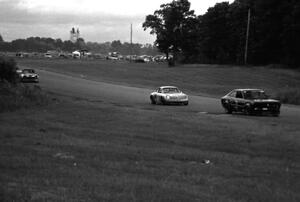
<box><xmin>33</xmin><ymin>68</ymin><xmax>300</xmax><ymax>129</ymax></box>
<box><xmin>37</xmin><ymin>69</ymin><xmax>224</xmax><ymax>113</ymax></box>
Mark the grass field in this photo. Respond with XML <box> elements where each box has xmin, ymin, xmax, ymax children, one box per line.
<box><xmin>1</xmin><ymin>58</ymin><xmax>299</xmax><ymax>201</ymax></box>
<box><xmin>0</xmin><ymin>81</ymin><xmax>50</xmax><ymax>113</ymax></box>
<box><xmin>1</xmin><ymin>94</ymin><xmax>299</xmax><ymax>201</ymax></box>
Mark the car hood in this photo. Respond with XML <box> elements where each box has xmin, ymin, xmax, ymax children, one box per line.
<box><xmin>22</xmin><ymin>73</ymin><xmax>37</xmax><ymax>76</ymax></box>
<box><xmin>252</xmin><ymin>99</ymin><xmax>280</xmax><ymax>103</ymax></box>
<box><xmin>164</xmin><ymin>93</ymin><xmax>187</xmax><ymax>96</ymax></box>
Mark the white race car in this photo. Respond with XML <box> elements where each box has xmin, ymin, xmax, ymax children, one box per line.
<box><xmin>150</xmin><ymin>86</ymin><xmax>188</xmax><ymax>105</ymax></box>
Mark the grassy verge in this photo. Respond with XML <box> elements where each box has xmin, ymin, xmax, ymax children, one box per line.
<box><xmin>17</xmin><ymin>58</ymin><xmax>300</xmax><ymax>104</ymax></box>
<box><xmin>0</xmin><ymin>94</ymin><xmax>299</xmax><ymax>201</ymax></box>
<box><xmin>0</xmin><ymin>81</ymin><xmax>50</xmax><ymax>112</ymax></box>
<box><xmin>275</xmin><ymin>87</ymin><xmax>300</xmax><ymax>105</ymax></box>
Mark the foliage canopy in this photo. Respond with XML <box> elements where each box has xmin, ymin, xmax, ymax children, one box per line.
<box><xmin>143</xmin><ymin>0</ymin><xmax>198</xmax><ymax>61</ymax></box>
<box><xmin>143</xmin><ymin>0</ymin><xmax>300</xmax><ymax>67</ymax></box>
<box><xmin>0</xmin><ymin>57</ymin><xmax>18</xmax><ymax>83</ymax></box>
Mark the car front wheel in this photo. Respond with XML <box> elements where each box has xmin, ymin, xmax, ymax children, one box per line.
<box><xmin>224</xmin><ymin>107</ymin><xmax>232</xmax><ymax>114</ymax></box>
<box><xmin>272</xmin><ymin>111</ymin><xmax>280</xmax><ymax>117</ymax></box>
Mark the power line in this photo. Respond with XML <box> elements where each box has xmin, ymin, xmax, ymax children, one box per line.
<box><xmin>130</xmin><ymin>23</ymin><xmax>133</xmax><ymax>62</ymax></box>
<box><xmin>244</xmin><ymin>8</ymin><xmax>251</xmax><ymax>65</ymax></box>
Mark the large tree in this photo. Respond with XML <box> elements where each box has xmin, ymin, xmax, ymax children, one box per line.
<box><xmin>198</xmin><ymin>2</ymin><xmax>232</xmax><ymax>64</ymax></box>
<box><xmin>143</xmin><ymin>0</ymin><xmax>197</xmax><ymax>63</ymax></box>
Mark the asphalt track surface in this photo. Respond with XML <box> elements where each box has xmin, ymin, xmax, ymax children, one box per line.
<box><xmin>35</xmin><ymin>69</ymin><xmax>300</xmax><ymax>127</ymax></box>
<box><xmin>36</xmin><ymin>69</ymin><xmax>223</xmax><ymax>112</ymax></box>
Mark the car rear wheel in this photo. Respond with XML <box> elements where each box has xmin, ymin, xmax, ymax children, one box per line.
<box><xmin>224</xmin><ymin>107</ymin><xmax>232</xmax><ymax>114</ymax></box>
<box><xmin>160</xmin><ymin>97</ymin><xmax>166</xmax><ymax>105</ymax></box>
<box><xmin>245</xmin><ymin>106</ymin><xmax>254</xmax><ymax>116</ymax></box>
<box><xmin>150</xmin><ymin>96</ymin><xmax>156</xmax><ymax>104</ymax></box>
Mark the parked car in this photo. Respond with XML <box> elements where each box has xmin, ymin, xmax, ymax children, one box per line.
<box><xmin>134</xmin><ymin>56</ymin><xmax>146</xmax><ymax>63</ymax></box>
<box><xmin>107</xmin><ymin>52</ymin><xmax>120</xmax><ymax>60</ymax></box>
<box><xmin>19</xmin><ymin>69</ymin><xmax>39</xmax><ymax>83</ymax></box>
<box><xmin>221</xmin><ymin>89</ymin><xmax>281</xmax><ymax>116</ymax></box>
<box><xmin>153</xmin><ymin>55</ymin><xmax>167</xmax><ymax>62</ymax></box>
<box><xmin>138</xmin><ymin>55</ymin><xmax>152</xmax><ymax>63</ymax></box>
<box><xmin>150</xmin><ymin>86</ymin><xmax>188</xmax><ymax>105</ymax></box>
<box><xmin>44</xmin><ymin>53</ymin><xmax>52</xmax><ymax>58</ymax></box>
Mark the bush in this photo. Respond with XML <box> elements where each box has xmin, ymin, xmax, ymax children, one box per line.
<box><xmin>0</xmin><ymin>81</ymin><xmax>50</xmax><ymax>112</ymax></box>
<box><xmin>275</xmin><ymin>87</ymin><xmax>300</xmax><ymax>105</ymax></box>
<box><xmin>0</xmin><ymin>56</ymin><xmax>18</xmax><ymax>83</ymax></box>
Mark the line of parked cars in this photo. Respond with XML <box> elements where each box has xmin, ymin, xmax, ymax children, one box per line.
<box><xmin>150</xmin><ymin>86</ymin><xmax>281</xmax><ymax>116</ymax></box>
<box><xmin>12</xmin><ymin>51</ymin><xmax>169</xmax><ymax>63</ymax></box>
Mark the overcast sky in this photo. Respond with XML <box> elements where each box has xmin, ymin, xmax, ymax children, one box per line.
<box><xmin>0</xmin><ymin>0</ymin><xmax>233</xmax><ymax>44</ymax></box>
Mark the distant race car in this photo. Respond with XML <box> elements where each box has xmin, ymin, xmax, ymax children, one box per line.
<box><xmin>19</xmin><ymin>68</ymin><xmax>39</xmax><ymax>83</ymax></box>
<box><xmin>150</xmin><ymin>86</ymin><xmax>188</xmax><ymax>105</ymax></box>
<box><xmin>221</xmin><ymin>89</ymin><xmax>281</xmax><ymax>116</ymax></box>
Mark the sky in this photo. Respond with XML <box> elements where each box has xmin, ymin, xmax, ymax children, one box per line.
<box><xmin>0</xmin><ymin>0</ymin><xmax>233</xmax><ymax>44</ymax></box>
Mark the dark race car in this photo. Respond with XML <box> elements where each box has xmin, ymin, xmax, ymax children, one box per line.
<box><xmin>19</xmin><ymin>69</ymin><xmax>39</xmax><ymax>83</ymax></box>
<box><xmin>221</xmin><ymin>89</ymin><xmax>281</xmax><ymax>116</ymax></box>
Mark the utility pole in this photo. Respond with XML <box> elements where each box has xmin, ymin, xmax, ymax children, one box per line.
<box><xmin>244</xmin><ymin>8</ymin><xmax>251</xmax><ymax>65</ymax></box>
<box><xmin>130</xmin><ymin>23</ymin><xmax>133</xmax><ymax>62</ymax></box>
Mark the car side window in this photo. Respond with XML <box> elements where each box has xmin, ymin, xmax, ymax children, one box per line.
<box><xmin>236</xmin><ymin>91</ymin><xmax>243</xmax><ymax>99</ymax></box>
<box><xmin>157</xmin><ymin>88</ymin><xmax>162</xmax><ymax>93</ymax></box>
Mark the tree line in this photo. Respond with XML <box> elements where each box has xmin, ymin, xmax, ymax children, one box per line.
<box><xmin>0</xmin><ymin>36</ymin><xmax>159</xmax><ymax>56</ymax></box>
<box><xmin>143</xmin><ymin>0</ymin><xmax>300</xmax><ymax>67</ymax></box>
<box><xmin>1</xmin><ymin>0</ymin><xmax>299</xmax><ymax>66</ymax></box>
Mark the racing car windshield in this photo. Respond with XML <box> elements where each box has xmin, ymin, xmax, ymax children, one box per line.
<box><xmin>244</xmin><ymin>91</ymin><xmax>268</xmax><ymax>99</ymax></box>
<box><xmin>162</xmin><ymin>88</ymin><xmax>180</xmax><ymax>94</ymax></box>
<box><xmin>22</xmin><ymin>69</ymin><xmax>35</xmax><ymax>73</ymax></box>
